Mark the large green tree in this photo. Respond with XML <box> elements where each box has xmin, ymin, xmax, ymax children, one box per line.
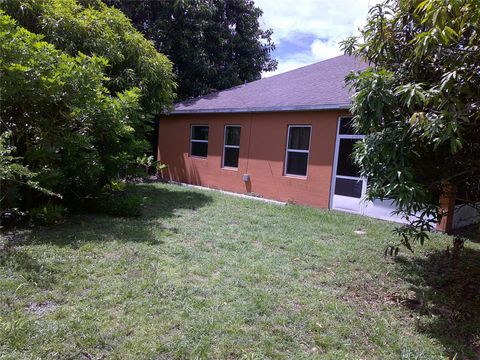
<box><xmin>102</xmin><ymin>0</ymin><xmax>277</xmax><ymax>100</ymax></box>
<box><xmin>1</xmin><ymin>0</ymin><xmax>175</xmax><ymax>113</ymax></box>
<box><xmin>1</xmin><ymin>0</ymin><xmax>176</xmax><ymax>154</ymax></box>
<box><xmin>0</xmin><ymin>1</ymin><xmax>175</xmax><ymax>215</ymax></box>
<box><xmin>341</xmin><ymin>0</ymin><xmax>480</xmax><ymax>252</ymax></box>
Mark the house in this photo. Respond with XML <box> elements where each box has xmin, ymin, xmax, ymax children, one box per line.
<box><xmin>157</xmin><ymin>55</ymin><xmax>474</xmax><ymax>232</ymax></box>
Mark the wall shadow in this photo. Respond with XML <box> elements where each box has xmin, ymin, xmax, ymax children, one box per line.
<box><xmin>395</xmin><ymin>246</ymin><xmax>480</xmax><ymax>358</ymax></box>
<box><xmin>160</xmin><ymin>152</ymin><xmax>202</xmax><ymax>186</ymax></box>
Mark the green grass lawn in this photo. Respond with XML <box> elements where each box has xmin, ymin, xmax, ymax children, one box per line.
<box><xmin>1</xmin><ymin>183</ymin><xmax>479</xmax><ymax>359</ymax></box>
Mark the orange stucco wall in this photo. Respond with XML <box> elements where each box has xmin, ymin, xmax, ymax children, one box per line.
<box><xmin>158</xmin><ymin>110</ymin><xmax>349</xmax><ymax>208</ymax></box>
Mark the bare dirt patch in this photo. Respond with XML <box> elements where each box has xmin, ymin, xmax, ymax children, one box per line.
<box><xmin>25</xmin><ymin>301</ymin><xmax>57</xmax><ymax>317</ymax></box>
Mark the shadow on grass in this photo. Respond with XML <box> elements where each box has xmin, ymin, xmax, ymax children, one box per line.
<box><xmin>136</xmin><ymin>183</ymin><xmax>213</xmax><ymax>219</ymax></box>
<box><xmin>0</xmin><ymin>184</ymin><xmax>214</xmax><ymax>296</ymax></box>
<box><xmin>0</xmin><ymin>248</ymin><xmax>56</xmax><ymax>289</ymax></box>
<box><xmin>395</xmin><ymin>246</ymin><xmax>480</xmax><ymax>358</ymax></box>
<box><xmin>26</xmin><ymin>184</ymin><xmax>214</xmax><ymax>247</ymax></box>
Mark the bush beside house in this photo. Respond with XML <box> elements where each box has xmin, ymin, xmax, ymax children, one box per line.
<box><xmin>0</xmin><ymin>0</ymin><xmax>175</xmax><ymax>223</ymax></box>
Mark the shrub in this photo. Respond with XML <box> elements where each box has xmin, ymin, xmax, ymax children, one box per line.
<box><xmin>1</xmin><ymin>130</ymin><xmax>61</xmax><ymax>228</ymax></box>
<box><xmin>29</xmin><ymin>204</ymin><xmax>66</xmax><ymax>226</ymax></box>
<box><xmin>0</xmin><ymin>4</ymin><xmax>174</xmax><ymax>217</ymax></box>
<box><xmin>135</xmin><ymin>154</ymin><xmax>168</xmax><ymax>176</ymax></box>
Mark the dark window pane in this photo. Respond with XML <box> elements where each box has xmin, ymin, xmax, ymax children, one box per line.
<box><xmin>339</xmin><ymin>117</ymin><xmax>355</xmax><ymax>135</ymax></box>
<box><xmin>336</xmin><ymin>139</ymin><xmax>361</xmax><ymax>177</ymax></box>
<box><xmin>191</xmin><ymin>141</ymin><xmax>208</xmax><ymax>157</ymax></box>
<box><xmin>286</xmin><ymin>151</ymin><xmax>308</xmax><ymax>176</ymax></box>
<box><xmin>224</xmin><ymin>147</ymin><xmax>239</xmax><ymax>168</ymax></box>
<box><xmin>192</xmin><ymin>125</ymin><xmax>208</xmax><ymax>140</ymax></box>
<box><xmin>335</xmin><ymin>178</ymin><xmax>363</xmax><ymax>198</ymax></box>
<box><xmin>288</xmin><ymin>127</ymin><xmax>311</xmax><ymax>150</ymax></box>
<box><xmin>225</xmin><ymin>126</ymin><xmax>241</xmax><ymax>146</ymax></box>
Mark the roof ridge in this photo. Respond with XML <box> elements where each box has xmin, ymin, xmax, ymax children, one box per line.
<box><xmin>171</xmin><ymin>54</ymin><xmax>367</xmax><ymax>114</ymax></box>
<box><xmin>261</xmin><ymin>54</ymin><xmax>348</xmax><ymax>79</ymax></box>
<box><xmin>177</xmin><ymin>54</ymin><xmax>350</xmax><ymax>106</ymax></box>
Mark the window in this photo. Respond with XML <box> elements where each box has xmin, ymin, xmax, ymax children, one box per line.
<box><xmin>223</xmin><ymin>125</ymin><xmax>241</xmax><ymax>168</ymax></box>
<box><xmin>285</xmin><ymin>125</ymin><xmax>311</xmax><ymax>177</ymax></box>
<box><xmin>334</xmin><ymin>178</ymin><xmax>363</xmax><ymax>198</ymax></box>
<box><xmin>336</xmin><ymin>138</ymin><xmax>361</xmax><ymax>177</ymax></box>
<box><xmin>339</xmin><ymin>116</ymin><xmax>355</xmax><ymax>135</ymax></box>
<box><xmin>332</xmin><ymin>117</ymin><xmax>364</xmax><ymax>199</ymax></box>
<box><xmin>190</xmin><ymin>125</ymin><xmax>208</xmax><ymax>158</ymax></box>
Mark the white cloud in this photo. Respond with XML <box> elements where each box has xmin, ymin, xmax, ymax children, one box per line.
<box><xmin>256</xmin><ymin>0</ymin><xmax>383</xmax><ymax>76</ymax></box>
<box><xmin>310</xmin><ymin>38</ymin><xmax>343</xmax><ymax>60</ymax></box>
<box><xmin>270</xmin><ymin>38</ymin><xmax>343</xmax><ymax>76</ymax></box>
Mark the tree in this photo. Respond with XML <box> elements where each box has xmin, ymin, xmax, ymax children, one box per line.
<box><xmin>102</xmin><ymin>0</ymin><xmax>277</xmax><ymax>100</ymax></box>
<box><xmin>1</xmin><ymin>0</ymin><xmax>175</xmax><ymax>113</ymax></box>
<box><xmin>0</xmin><ymin>131</ymin><xmax>60</xmax><ymax>210</ymax></box>
<box><xmin>1</xmin><ymin>0</ymin><xmax>176</xmax><ymax>154</ymax></box>
<box><xmin>0</xmin><ymin>4</ymin><xmax>174</xmax><ymax>215</ymax></box>
<box><xmin>341</xmin><ymin>0</ymin><xmax>480</xmax><ymax>252</ymax></box>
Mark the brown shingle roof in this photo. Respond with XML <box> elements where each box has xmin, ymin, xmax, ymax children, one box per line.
<box><xmin>171</xmin><ymin>55</ymin><xmax>367</xmax><ymax>114</ymax></box>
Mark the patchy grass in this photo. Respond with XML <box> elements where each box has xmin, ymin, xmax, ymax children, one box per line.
<box><xmin>1</xmin><ymin>183</ymin><xmax>479</xmax><ymax>359</ymax></box>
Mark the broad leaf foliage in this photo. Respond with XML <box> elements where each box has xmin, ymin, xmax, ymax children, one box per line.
<box><xmin>103</xmin><ymin>0</ymin><xmax>277</xmax><ymax>100</ymax></box>
<box><xmin>341</xmin><ymin>0</ymin><xmax>480</xmax><ymax>249</ymax></box>
<box><xmin>0</xmin><ymin>2</ymin><xmax>175</xmax><ymax>216</ymax></box>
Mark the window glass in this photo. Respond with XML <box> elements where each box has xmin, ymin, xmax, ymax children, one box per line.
<box><xmin>334</xmin><ymin>178</ymin><xmax>363</xmax><ymax>198</ymax></box>
<box><xmin>192</xmin><ymin>125</ymin><xmax>209</xmax><ymax>141</ymax></box>
<box><xmin>225</xmin><ymin>126</ymin><xmax>241</xmax><ymax>146</ymax></box>
<box><xmin>224</xmin><ymin>147</ymin><xmax>240</xmax><ymax>168</ymax></box>
<box><xmin>288</xmin><ymin>127</ymin><xmax>311</xmax><ymax>150</ymax></box>
<box><xmin>191</xmin><ymin>141</ymin><xmax>208</xmax><ymax>157</ymax></box>
<box><xmin>286</xmin><ymin>152</ymin><xmax>308</xmax><ymax>176</ymax></box>
<box><xmin>339</xmin><ymin>117</ymin><xmax>355</xmax><ymax>135</ymax></box>
<box><xmin>336</xmin><ymin>138</ymin><xmax>361</xmax><ymax>177</ymax></box>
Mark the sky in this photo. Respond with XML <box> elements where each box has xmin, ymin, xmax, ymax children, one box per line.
<box><xmin>255</xmin><ymin>0</ymin><xmax>382</xmax><ymax>76</ymax></box>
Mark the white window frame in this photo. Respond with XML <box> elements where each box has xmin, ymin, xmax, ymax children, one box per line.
<box><xmin>284</xmin><ymin>125</ymin><xmax>312</xmax><ymax>178</ymax></box>
<box><xmin>329</xmin><ymin>116</ymin><xmax>366</xmax><ymax>210</ymax></box>
<box><xmin>190</xmin><ymin>124</ymin><xmax>209</xmax><ymax>158</ymax></box>
<box><xmin>222</xmin><ymin>125</ymin><xmax>241</xmax><ymax>169</ymax></box>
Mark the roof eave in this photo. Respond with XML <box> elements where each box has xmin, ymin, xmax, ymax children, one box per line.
<box><xmin>168</xmin><ymin>103</ymin><xmax>351</xmax><ymax>115</ymax></box>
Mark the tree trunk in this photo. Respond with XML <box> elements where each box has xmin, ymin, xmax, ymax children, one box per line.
<box><xmin>436</xmin><ymin>183</ymin><xmax>457</xmax><ymax>233</ymax></box>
